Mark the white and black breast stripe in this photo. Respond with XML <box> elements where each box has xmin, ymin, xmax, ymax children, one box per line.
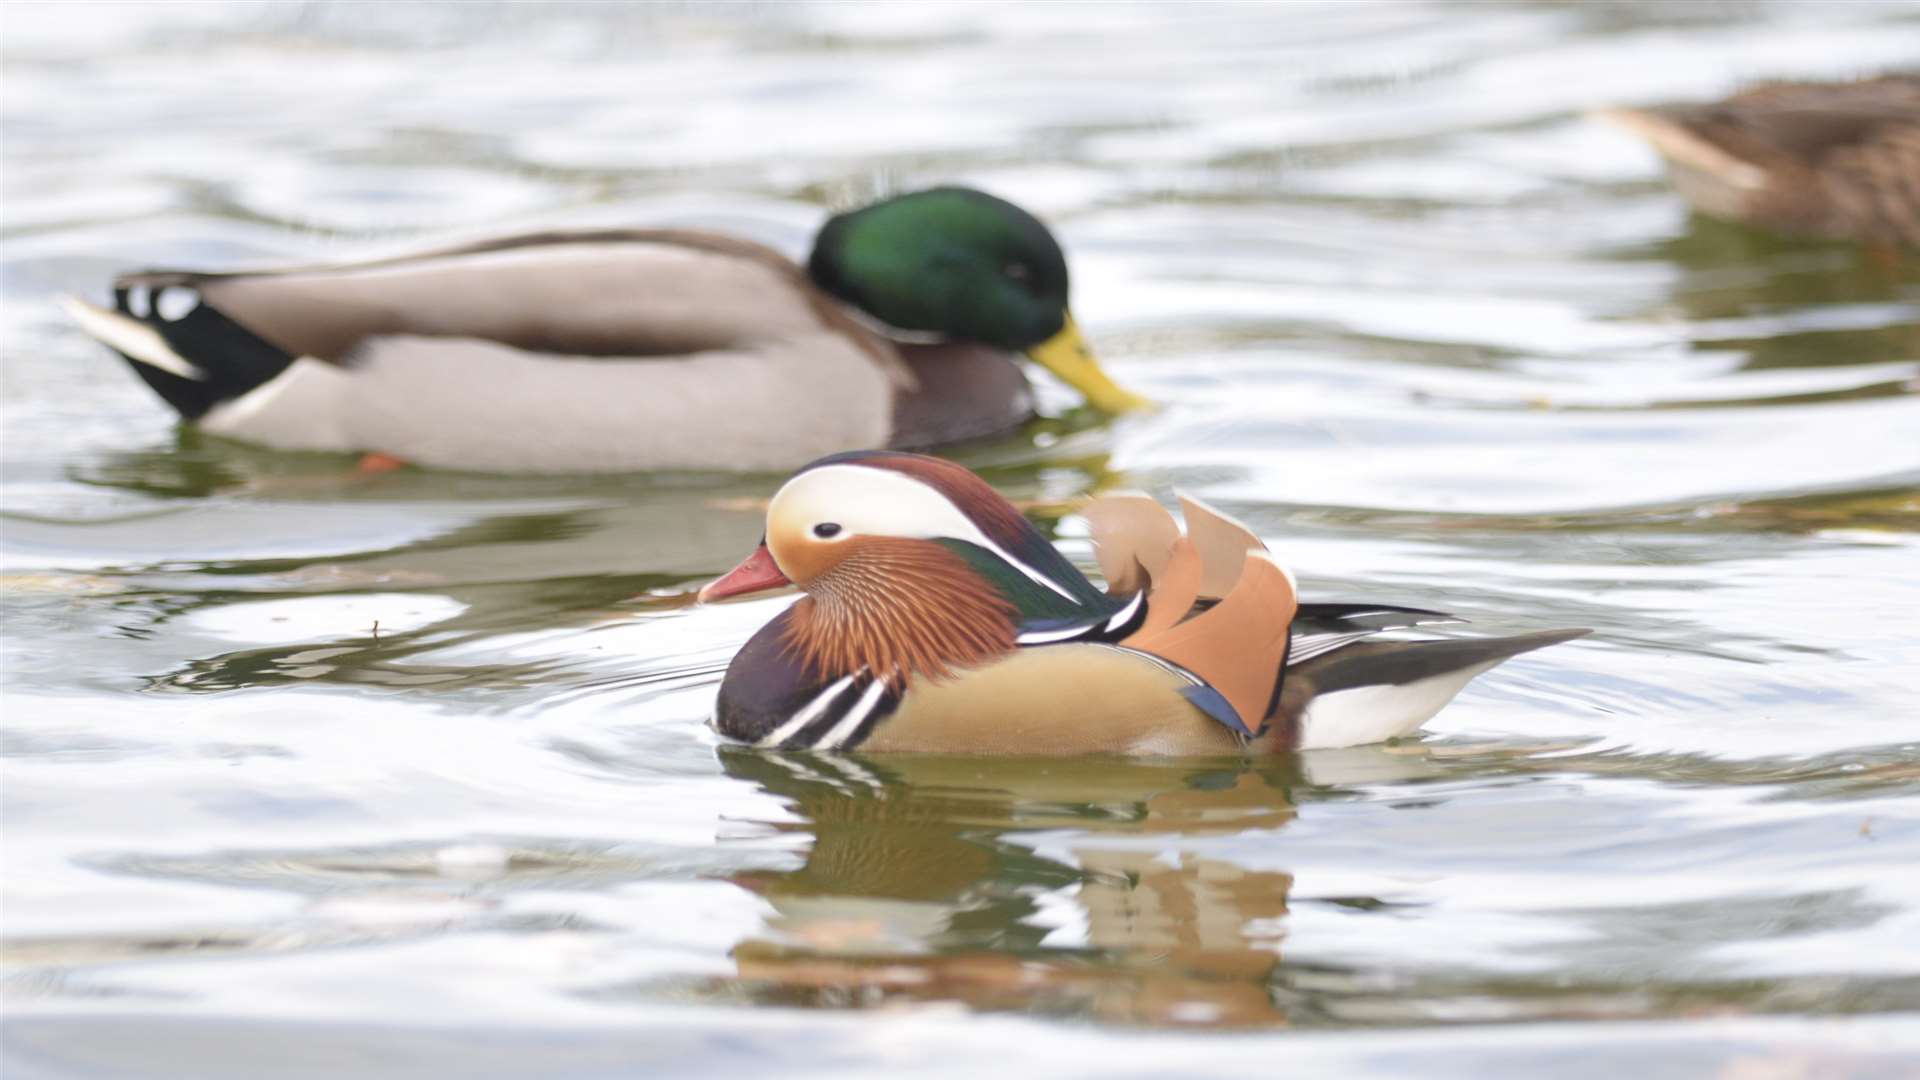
<box><xmin>755</xmin><ymin>670</ymin><xmax>900</xmax><ymax>751</ymax></box>
<box><xmin>754</xmin><ymin>673</ymin><xmax>856</xmax><ymax>748</ymax></box>
<box><xmin>1014</xmin><ymin>590</ymin><xmax>1147</xmax><ymax>646</ymax></box>
<box><xmin>812</xmin><ymin>678</ymin><xmax>892</xmax><ymax>750</ymax></box>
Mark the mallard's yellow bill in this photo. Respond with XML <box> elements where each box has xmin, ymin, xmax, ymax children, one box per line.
<box><xmin>1026</xmin><ymin>313</ymin><xmax>1152</xmax><ymax>414</ymax></box>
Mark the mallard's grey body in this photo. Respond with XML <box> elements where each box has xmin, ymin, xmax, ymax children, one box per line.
<box><xmin>63</xmin><ymin>229</ymin><xmax>1039</xmax><ymax>473</ymax></box>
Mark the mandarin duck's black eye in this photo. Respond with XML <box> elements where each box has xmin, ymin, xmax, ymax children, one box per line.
<box><xmin>813</xmin><ymin>522</ymin><xmax>843</xmax><ymax>539</ymax></box>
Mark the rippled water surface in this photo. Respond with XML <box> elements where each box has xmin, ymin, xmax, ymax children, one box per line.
<box><xmin>5</xmin><ymin>2</ymin><xmax>1920</xmax><ymax>1075</ymax></box>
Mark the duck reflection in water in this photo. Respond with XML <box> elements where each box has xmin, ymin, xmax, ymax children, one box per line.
<box><xmin>716</xmin><ymin>747</ymin><xmax>1303</xmax><ymax>1027</ymax></box>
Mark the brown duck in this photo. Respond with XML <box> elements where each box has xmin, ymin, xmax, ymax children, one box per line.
<box><xmin>701</xmin><ymin>451</ymin><xmax>1586</xmax><ymax>755</ymax></box>
<box><xmin>60</xmin><ymin>188</ymin><xmax>1147</xmax><ymax>473</ymax></box>
<box><xmin>1599</xmin><ymin>73</ymin><xmax>1920</xmax><ymax>248</ymax></box>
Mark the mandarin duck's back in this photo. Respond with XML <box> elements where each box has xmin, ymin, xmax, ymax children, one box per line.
<box><xmin>700</xmin><ymin>451</ymin><xmax>1586</xmax><ymax>755</ymax></box>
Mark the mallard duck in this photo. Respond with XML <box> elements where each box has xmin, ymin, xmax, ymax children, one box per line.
<box><xmin>701</xmin><ymin>451</ymin><xmax>1587</xmax><ymax>755</ymax></box>
<box><xmin>60</xmin><ymin>188</ymin><xmax>1148</xmax><ymax>473</ymax></box>
<box><xmin>1598</xmin><ymin>73</ymin><xmax>1920</xmax><ymax>248</ymax></box>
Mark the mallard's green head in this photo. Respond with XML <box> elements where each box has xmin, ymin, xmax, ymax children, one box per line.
<box><xmin>808</xmin><ymin>187</ymin><xmax>1148</xmax><ymax>413</ymax></box>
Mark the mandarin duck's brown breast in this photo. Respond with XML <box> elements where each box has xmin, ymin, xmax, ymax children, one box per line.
<box><xmin>713</xmin><ymin>607</ymin><xmax>904</xmax><ymax>752</ymax></box>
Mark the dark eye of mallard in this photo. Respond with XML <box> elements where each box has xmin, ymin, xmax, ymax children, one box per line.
<box><xmin>1003</xmin><ymin>262</ymin><xmax>1032</xmax><ymax>284</ymax></box>
<box><xmin>813</xmin><ymin>522</ymin><xmax>843</xmax><ymax>539</ymax></box>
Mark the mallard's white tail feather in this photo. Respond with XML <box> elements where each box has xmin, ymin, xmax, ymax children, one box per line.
<box><xmin>59</xmin><ymin>295</ymin><xmax>203</xmax><ymax>381</ymax></box>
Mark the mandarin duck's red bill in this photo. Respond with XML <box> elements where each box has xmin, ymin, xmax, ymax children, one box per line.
<box><xmin>701</xmin><ymin>450</ymin><xmax>1588</xmax><ymax>755</ymax></box>
<box><xmin>700</xmin><ymin>543</ymin><xmax>790</xmax><ymax>602</ymax></box>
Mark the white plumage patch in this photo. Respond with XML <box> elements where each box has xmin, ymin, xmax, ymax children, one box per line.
<box><xmin>59</xmin><ymin>295</ymin><xmax>203</xmax><ymax>381</ymax></box>
<box><xmin>769</xmin><ymin>463</ymin><xmax>1081</xmax><ymax>603</ymax></box>
<box><xmin>155</xmin><ymin>286</ymin><xmax>199</xmax><ymax>321</ymax></box>
<box><xmin>1103</xmin><ymin>590</ymin><xmax>1145</xmax><ymax>632</ymax></box>
<box><xmin>1295</xmin><ymin>660</ymin><xmax>1502</xmax><ymax>750</ymax></box>
<box><xmin>1014</xmin><ymin>589</ymin><xmax>1143</xmax><ymax>645</ymax></box>
<box><xmin>812</xmin><ymin>678</ymin><xmax>890</xmax><ymax>750</ymax></box>
<box><xmin>1291</xmin><ymin>629</ymin><xmax>1386</xmax><ymax>665</ymax></box>
<box><xmin>756</xmin><ymin>674</ymin><xmax>856</xmax><ymax>748</ymax></box>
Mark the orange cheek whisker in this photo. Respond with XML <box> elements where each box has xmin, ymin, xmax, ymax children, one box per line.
<box><xmin>781</xmin><ymin>538</ymin><xmax>1018</xmax><ymax>686</ymax></box>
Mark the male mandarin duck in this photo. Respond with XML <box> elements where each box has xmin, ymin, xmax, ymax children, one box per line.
<box><xmin>60</xmin><ymin>188</ymin><xmax>1147</xmax><ymax>473</ymax></box>
<box><xmin>701</xmin><ymin>451</ymin><xmax>1587</xmax><ymax>755</ymax></box>
<box><xmin>1598</xmin><ymin>73</ymin><xmax>1920</xmax><ymax>248</ymax></box>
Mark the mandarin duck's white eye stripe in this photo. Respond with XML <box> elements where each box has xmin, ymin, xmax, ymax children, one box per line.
<box><xmin>755</xmin><ymin>673</ymin><xmax>855</xmax><ymax>748</ymax></box>
<box><xmin>842</xmin><ymin>464</ymin><xmax>1082</xmax><ymax>602</ymax></box>
<box><xmin>770</xmin><ymin>464</ymin><xmax>1083</xmax><ymax>604</ymax></box>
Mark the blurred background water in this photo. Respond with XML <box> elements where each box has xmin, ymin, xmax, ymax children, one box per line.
<box><xmin>4</xmin><ymin>1</ymin><xmax>1920</xmax><ymax>1076</ymax></box>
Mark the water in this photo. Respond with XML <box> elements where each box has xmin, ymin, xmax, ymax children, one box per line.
<box><xmin>4</xmin><ymin>2</ymin><xmax>1920</xmax><ymax>1075</ymax></box>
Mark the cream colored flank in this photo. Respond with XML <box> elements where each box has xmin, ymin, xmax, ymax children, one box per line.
<box><xmin>861</xmin><ymin>644</ymin><xmax>1243</xmax><ymax>755</ymax></box>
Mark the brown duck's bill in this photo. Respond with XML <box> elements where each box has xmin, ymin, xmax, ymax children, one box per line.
<box><xmin>699</xmin><ymin>542</ymin><xmax>792</xmax><ymax>602</ymax></box>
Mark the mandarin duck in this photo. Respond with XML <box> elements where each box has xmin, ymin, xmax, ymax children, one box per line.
<box><xmin>61</xmin><ymin>188</ymin><xmax>1146</xmax><ymax>473</ymax></box>
<box><xmin>1598</xmin><ymin>73</ymin><xmax>1920</xmax><ymax>248</ymax></box>
<box><xmin>701</xmin><ymin>451</ymin><xmax>1587</xmax><ymax>755</ymax></box>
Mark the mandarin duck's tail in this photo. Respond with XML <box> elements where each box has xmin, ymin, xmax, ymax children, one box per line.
<box><xmin>1270</xmin><ymin>628</ymin><xmax>1590</xmax><ymax>750</ymax></box>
